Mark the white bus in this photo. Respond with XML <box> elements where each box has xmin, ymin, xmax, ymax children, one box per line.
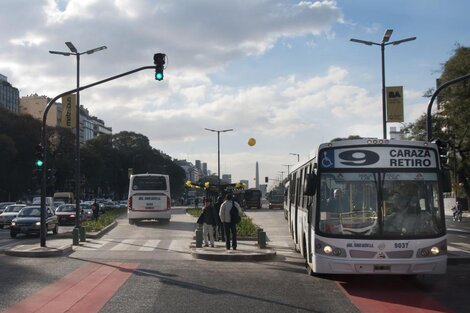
<box><xmin>128</xmin><ymin>174</ymin><xmax>171</xmax><ymax>224</ymax></box>
<box><xmin>288</xmin><ymin>139</ymin><xmax>449</xmax><ymax>275</ymax></box>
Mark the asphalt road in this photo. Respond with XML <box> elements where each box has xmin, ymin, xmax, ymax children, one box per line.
<box><xmin>0</xmin><ymin>207</ymin><xmax>469</xmax><ymax>313</ymax></box>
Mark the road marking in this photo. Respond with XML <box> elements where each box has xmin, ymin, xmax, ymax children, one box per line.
<box><xmin>337</xmin><ymin>276</ymin><xmax>452</xmax><ymax>313</ymax></box>
<box><xmin>110</xmin><ymin>239</ymin><xmax>136</xmax><ymax>251</ymax></box>
<box><xmin>3</xmin><ymin>262</ymin><xmax>138</xmax><ymax>313</ymax></box>
<box><xmin>139</xmin><ymin>239</ymin><xmax>160</xmax><ymax>251</ymax></box>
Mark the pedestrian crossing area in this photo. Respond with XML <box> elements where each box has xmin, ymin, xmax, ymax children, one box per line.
<box><xmin>75</xmin><ymin>238</ymin><xmax>189</xmax><ymax>253</ymax></box>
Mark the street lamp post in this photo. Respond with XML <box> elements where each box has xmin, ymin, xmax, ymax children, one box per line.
<box><xmin>49</xmin><ymin>42</ymin><xmax>107</xmax><ymax>241</ymax></box>
<box><xmin>282</xmin><ymin>164</ymin><xmax>293</xmax><ymax>176</ymax></box>
<box><xmin>204</xmin><ymin>128</ymin><xmax>233</xmax><ymax>192</ymax></box>
<box><xmin>350</xmin><ymin>29</ymin><xmax>416</xmax><ymax>139</ymax></box>
<box><xmin>289</xmin><ymin>153</ymin><xmax>300</xmax><ymax>162</ymax></box>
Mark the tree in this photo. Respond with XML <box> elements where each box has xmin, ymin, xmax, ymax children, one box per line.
<box><xmin>439</xmin><ymin>46</ymin><xmax>470</xmax><ymax>200</ymax></box>
<box><xmin>405</xmin><ymin>46</ymin><xmax>470</xmax><ymax>200</ymax></box>
<box><xmin>331</xmin><ymin>135</ymin><xmax>363</xmax><ymax>142</ymax></box>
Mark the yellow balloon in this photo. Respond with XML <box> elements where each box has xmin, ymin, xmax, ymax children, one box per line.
<box><xmin>248</xmin><ymin>138</ymin><xmax>256</xmax><ymax>146</ymax></box>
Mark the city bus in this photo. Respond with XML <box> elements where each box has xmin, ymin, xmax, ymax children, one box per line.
<box><xmin>244</xmin><ymin>188</ymin><xmax>262</xmax><ymax>209</ymax></box>
<box><xmin>128</xmin><ymin>174</ymin><xmax>171</xmax><ymax>224</ymax></box>
<box><xmin>288</xmin><ymin>139</ymin><xmax>449</xmax><ymax>275</ymax></box>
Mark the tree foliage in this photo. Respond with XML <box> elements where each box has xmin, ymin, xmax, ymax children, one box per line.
<box><xmin>0</xmin><ymin>108</ymin><xmax>186</xmax><ymax>201</ymax></box>
<box><xmin>405</xmin><ymin>46</ymin><xmax>470</xmax><ymax>199</ymax></box>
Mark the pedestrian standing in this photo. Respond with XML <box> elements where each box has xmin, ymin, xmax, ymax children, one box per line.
<box><xmin>91</xmin><ymin>200</ymin><xmax>99</xmax><ymax>221</ymax></box>
<box><xmin>214</xmin><ymin>196</ymin><xmax>225</xmax><ymax>241</ymax></box>
<box><xmin>202</xmin><ymin>198</ymin><xmax>217</xmax><ymax>247</ymax></box>
<box><xmin>219</xmin><ymin>194</ymin><xmax>242</xmax><ymax>250</ymax></box>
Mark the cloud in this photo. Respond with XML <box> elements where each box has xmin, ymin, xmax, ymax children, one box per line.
<box><xmin>0</xmin><ymin>0</ymin><xmax>356</xmax><ymax>182</ymax></box>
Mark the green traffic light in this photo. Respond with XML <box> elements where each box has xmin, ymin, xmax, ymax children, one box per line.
<box><xmin>35</xmin><ymin>159</ymin><xmax>44</xmax><ymax>167</ymax></box>
<box><xmin>155</xmin><ymin>72</ymin><xmax>163</xmax><ymax>81</ymax></box>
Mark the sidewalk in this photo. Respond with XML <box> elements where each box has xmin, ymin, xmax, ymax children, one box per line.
<box><xmin>2</xmin><ymin>221</ymin><xmax>117</xmax><ymax>257</ymax></box>
<box><xmin>190</xmin><ymin>240</ymin><xmax>276</xmax><ymax>261</ymax></box>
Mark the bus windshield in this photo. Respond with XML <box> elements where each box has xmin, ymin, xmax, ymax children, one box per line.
<box><xmin>132</xmin><ymin>176</ymin><xmax>167</xmax><ymax>191</ymax></box>
<box><xmin>318</xmin><ymin>171</ymin><xmax>444</xmax><ymax>238</ymax></box>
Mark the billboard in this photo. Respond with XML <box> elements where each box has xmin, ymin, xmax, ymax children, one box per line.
<box><xmin>60</xmin><ymin>94</ymin><xmax>76</xmax><ymax>128</ymax></box>
<box><xmin>386</xmin><ymin>86</ymin><xmax>404</xmax><ymax>122</ymax></box>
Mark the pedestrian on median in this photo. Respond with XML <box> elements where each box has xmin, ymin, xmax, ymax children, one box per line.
<box><xmin>201</xmin><ymin>198</ymin><xmax>217</xmax><ymax>247</ymax></box>
<box><xmin>214</xmin><ymin>196</ymin><xmax>225</xmax><ymax>242</ymax></box>
<box><xmin>219</xmin><ymin>193</ymin><xmax>242</xmax><ymax>250</ymax></box>
<box><xmin>91</xmin><ymin>200</ymin><xmax>99</xmax><ymax>221</ymax></box>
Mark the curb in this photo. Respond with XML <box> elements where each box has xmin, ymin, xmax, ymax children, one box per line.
<box><xmin>3</xmin><ymin>220</ymin><xmax>118</xmax><ymax>258</ymax></box>
<box><xmin>190</xmin><ymin>244</ymin><xmax>277</xmax><ymax>261</ymax></box>
<box><xmin>4</xmin><ymin>244</ymin><xmax>73</xmax><ymax>258</ymax></box>
<box><xmin>86</xmin><ymin>220</ymin><xmax>118</xmax><ymax>239</ymax></box>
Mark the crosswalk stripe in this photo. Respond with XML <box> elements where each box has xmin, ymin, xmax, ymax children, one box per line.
<box><xmin>110</xmin><ymin>239</ymin><xmax>136</xmax><ymax>251</ymax></box>
<box><xmin>138</xmin><ymin>240</ymin><xmax>160</xmax><ymax>251</ymax></box>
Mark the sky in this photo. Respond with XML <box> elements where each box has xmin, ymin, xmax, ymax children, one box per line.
<box><xmin>1</xmin><ymin>0</ymin><xmax>469</xmax><ymax>190</ymax></box>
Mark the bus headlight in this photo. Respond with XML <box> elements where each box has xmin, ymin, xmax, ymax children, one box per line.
<box><xmin>11</xmin><ymin>221</ymin><xmax>16</xmax><ymax>226</ymax></box>
<box><xmin>315</xmin><ymin>240</ymin><xmax>346</xmax><ymax>257</ymax></box>
<box><xmin>430</xmin><ymin>246</ymin><xmax>440</xmax><ymax>255</ymax></box>
<box><xmin>417</xmin><ymin>241</ymin><xmax>446</xmax><ymax>258</ymax></box>
<box><xmin>35</xmin><ymin>221</ymin><xmax>41</xmax><ymax>226</ymax></box>
<box><xmin>323</xmin><ymin>245</ymin><xmax>333</xmax><ymax>254</ymax></box>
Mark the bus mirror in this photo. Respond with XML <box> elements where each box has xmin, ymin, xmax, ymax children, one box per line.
<box><xmin>442</xmin><ymin>169</ymin><xmax>452</xmax><ymax>193</ymax></box>
<box><xmin>305</xmin><ymin>173</ymin><xmax>317</xmax><ymax>196</ymax></box>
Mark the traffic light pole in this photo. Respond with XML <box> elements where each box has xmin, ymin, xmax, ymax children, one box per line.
<box><xmin>40</xmin><ymin>65</ymin><xmax>158</xmax><ymax>247</ymax></box>
<box><xmin>426</xmin><ymin>73</ymin><xmax>470</xmax><ymax>141</ymax></box>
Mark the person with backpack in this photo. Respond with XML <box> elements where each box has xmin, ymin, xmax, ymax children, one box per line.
<box><xmin>219</xmin><ymin>193</ymin><xmax>242</xmax><ymax>250</ymax></box>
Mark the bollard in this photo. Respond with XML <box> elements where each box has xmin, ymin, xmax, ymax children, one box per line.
<box><xmin>79</xmin><ymin>226</ymin><xmax>86</xmax><ymax>242</ymax></box>
<box><xmin>258</xmin><ymin>231</ymin><xmax>267</xmax><ymax>249</ymax></box>
<box><xmin>72</xmin><ymin>228</ymin><xmax>80</xmax><ymax>245</ymax></box>
<box><xmin>257</xmin><ymin>228</ymin><xmax>263</xmax><ymax>242</ymax></box>
<box><xmin>195</xmin><ymin>227</ymin><xmax>203</xmax><ymax>248</ymax></box>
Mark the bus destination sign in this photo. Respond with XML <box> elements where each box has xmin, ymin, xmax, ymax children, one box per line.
<box><xmin>319</xmin><ymin>146</ymin><xmax>437</xmax><ymax>169</ymax></box>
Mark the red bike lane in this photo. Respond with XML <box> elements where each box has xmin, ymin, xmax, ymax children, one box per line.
<box><xmin>3</xmin><ymin>262</ymin><xmax>138</xmax><ymax>313</ymax></box>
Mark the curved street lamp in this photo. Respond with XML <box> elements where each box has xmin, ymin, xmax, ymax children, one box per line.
<box><xmin>49</xmin><ymin>42</ymin><xmax>107</xmax><ymax>243</ymax></box>
<box><xmin>204</xmin><ymin>128</ymin><xmax>234</xmax><ymax>192</ymax></box>
<box><xmin>351</xmin><ymin>29</ymin><xmax>416</xmax><ymax>139</ymax></box>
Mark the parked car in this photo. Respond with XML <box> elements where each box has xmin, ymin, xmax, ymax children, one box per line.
<box><xmin>10</xmin><ymin>206</ymin><xmax>59</xmax><ymax>238</ymax></box>
<box><xmin>0</xmin><ymin>202</ymin><xmax>15</xmax><ymax>214</ymax></box>
<box><xmin>0</xmin><ymin>204</ymin><xmax>26</xmax><ymax>228</ymax></box>
<box><xmin>55</xmin><ymin>204</ymin><xmax>79</xmax><ymax>225</ymax></box>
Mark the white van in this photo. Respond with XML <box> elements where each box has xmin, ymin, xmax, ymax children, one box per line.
<box><xmin>128</xmin><ymin>174</ymin><xmax>171</xmax><ymax>224</ymax></box>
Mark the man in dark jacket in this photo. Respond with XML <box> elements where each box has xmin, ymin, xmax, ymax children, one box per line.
<box><xmin>202</xmin><ymin>198</ymin><xmax>217</xmax><ymax>247</ymax></box>
<box><xmin>91</xmin><ymin>200</ymin><xmax>99</xmax><ymax>221</ymax></box>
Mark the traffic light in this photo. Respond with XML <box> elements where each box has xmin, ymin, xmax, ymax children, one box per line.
<box><xmin>34</xmin><ymin>144</ymin><xmax>44</xmax><ymax>168</ymax></box>
<box><xmin>434</xmin><ymin>139</ymin><xmax>449</xmax><ymax>167</ymax></box>
<box><xmin>265</xmin><ymin>177</ymin><xmax>269</xmax><ymax>183</ymax></box>
<box><xmin>47</xmin><ymin>168</ymin><xmax>56</xmax><ymax>184</ymax></box>
<box><xmin>154</xmin><ymin>53</ymin><xmax>166</xmax><ymax>81</ymax></box>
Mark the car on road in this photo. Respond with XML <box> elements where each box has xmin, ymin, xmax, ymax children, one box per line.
<box><xmin>10</xmin><ymin>206</ymin><xmax>59</xmax><ymax>238</ymax></box>
<box><xmin>80</xmin><ymin>204</ymin><xmax>94</xmax><ymax>221</ymax></box>
<box><xmin>55</xmin><ymin>204</ymin><xmax>79</xmax><ymax>225</ymax></box>
<box><xmin>99</xmin><ymin>201</ymin><xmax>117</xmax><ymax>212</ymax></box>
<box><xmin>0</xmin><ymin>202</ymin><xmax>15</xmax><ymax>214</ymax></box>
<box><xmin>0</xmin><ymin>204</ymin><xmax>26</xmax><ymax>228</ymax></box>
<box><xmin>268</xmin><ymin>194</ymin><xmax>284</xmax><ymax>210</ymax></box>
